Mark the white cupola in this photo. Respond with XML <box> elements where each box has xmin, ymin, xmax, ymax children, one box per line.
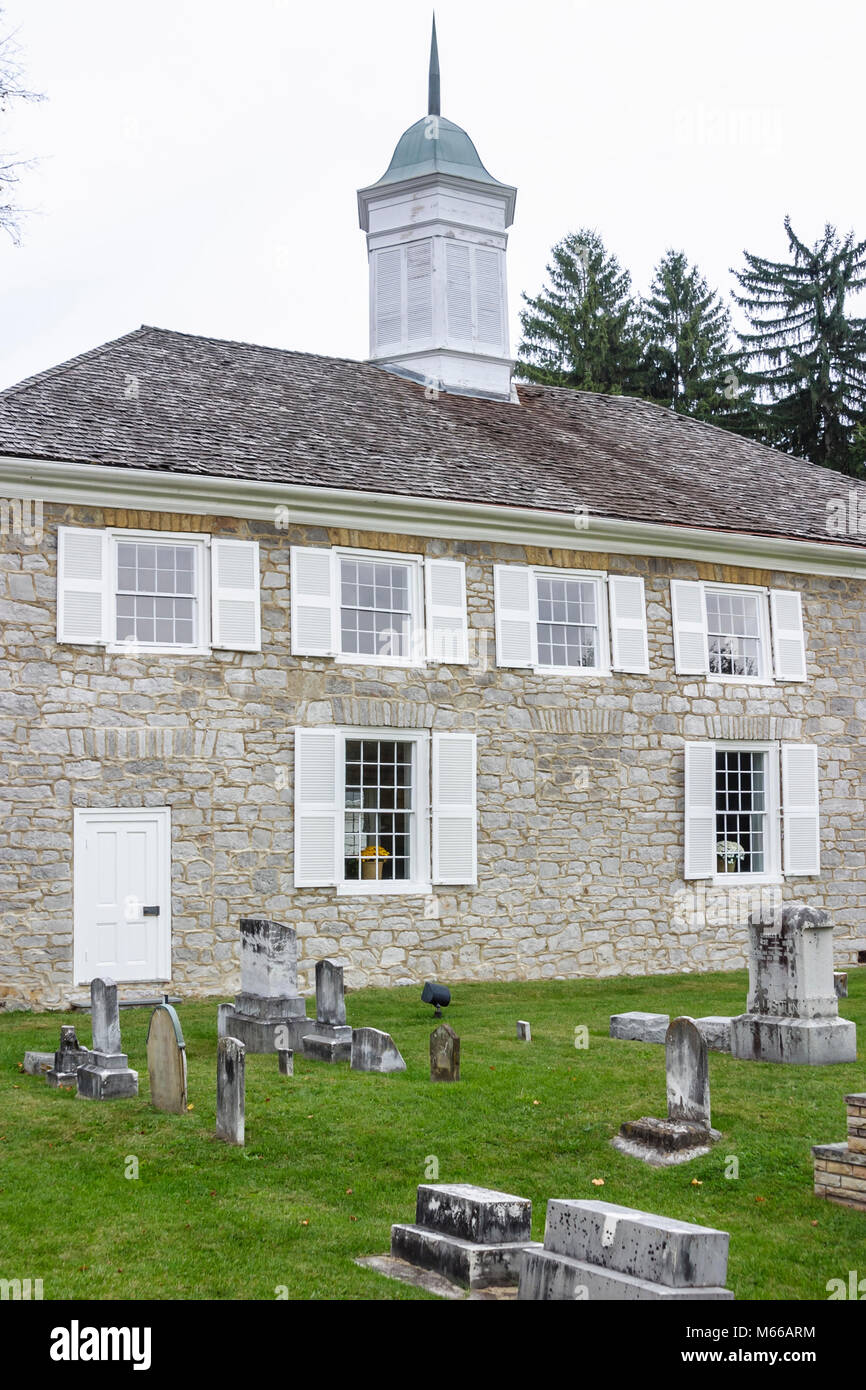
<box><xmin>357</xmin><ymin>18</ymin><xmax>517</xmax><ymax>402</ymax></box>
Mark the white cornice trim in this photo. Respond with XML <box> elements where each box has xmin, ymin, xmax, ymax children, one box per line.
<box><xmin>2</xmin><ymin>454</ymin><xmax>865</xmax><ymax>578</ymax></box>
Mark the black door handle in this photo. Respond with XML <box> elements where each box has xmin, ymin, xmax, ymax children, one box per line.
<box><xmin>142</xmin><ymin>905</ymin><xmax>160</xmax><ymax>917</ymax></box>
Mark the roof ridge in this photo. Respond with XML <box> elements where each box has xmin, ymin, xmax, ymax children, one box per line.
<box><xmin>0</xmin><ymin>326</ymin><xmax>153</xmax><ymax>403</ymax></box>
<box><xmin>516</xmin><ymin>378</ymin><xmax>859</xmax><ymax>484</ymax></box>
<box><xmin>134</xmin><ymin>324</ymin><xmax>370</xmax><ymax>371</ymax></box>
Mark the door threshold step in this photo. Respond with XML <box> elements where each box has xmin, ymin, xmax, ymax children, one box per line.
<box><xmin>66</xmin><ymin>994</ymin><xmax>181</xmax><ymax>1011</ymax></box>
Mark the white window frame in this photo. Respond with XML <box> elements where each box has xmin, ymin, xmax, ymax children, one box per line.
<box><xmin>334</xmin><ymin>726</ymin><xmax>432</xmax><ymax>897</ymax></box>
<box><xmin>334</xmin><ymin>546</ymin><xmax>427</xmax><ymax>669</ymax></box>
<box><xmin>711</xmin><ymin>740</ymin><xmax>782</xmax><ymax>886</ymax></box>
<box><xmin>530</xmin><ymin>566</ymin><xmax>611</xmax><ymax>676</ymax></box>
<box><xmin>702</xmin><ymin>582</ymin><xmax>773</xmax><ymax>685</ymax></box>
<box><xmin>104</xmin><ymin>528</ymin><xmax>211</xmax><ymax>656</ymax></box>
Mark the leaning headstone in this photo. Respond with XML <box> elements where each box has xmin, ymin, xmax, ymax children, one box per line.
<box><xmin>613</xmin><ymin>1017</ymin><xmax>719</xmax><ymax>1166</ymax></box>
<box><xmin>45</xmin><ymin>1025</ymin><xmax>91</xmax><ymax>1088</ymax></box>
<box><xmin>302</xmin><ymin>959</ymin><xmax>353</xmax><ymax>1062</ymax></box>
<box><xmin>216</xmin><ymin>1035</ymin><xmax>245</xmax><ymax>1145</ymax></box>
<box><xmin>666</xmin><ymin>1018</ymin><xmax>710</xmax><ymax>1127</ymax></box>
<box><xmin>519</xmin><ymin>1200</ymin><xmax>734</xmax><ymax>1300</ymax></box>
<box><xmin>76</xmin><ymin>979</ymin><xmax>138</xmax><ymax>1100</ymax></box>
<box><xmin>730</xmin><ymin>904</ymin><xmax>856</xmax><ymax>1064</ymax></box>
<box><xmin>813</xmin><ymin>1093</ymin><xmax>866</xmax><ymax>1212</ymax></box>
<box><xmin>350</xmin><ymin>1027</ymin><xmax>406</xmax><ymax>1074</ymax></box>
<box><xmin>516</xmin><ymin>1021</ymin><xmax>531</xmax><ymax>1042</ymax></box>
<box><xmin>609</xmin><ymin>1012</ymin><xmax>669</xmax><ymax>1044</ymax></box>
<box><xmin>391</xmin><ymin>1184</ymin><xmax>540</xmax><ymax>1289</ymax></box>
<box><xmin>146</xmin><ymin>1004</ymin><xmax>188</xmax><ymax>1114</ymax></box>
<box><xmin>430</xmin><ymin>1022</ymin><xmax>460</xmax><ymax>1082</ymax></box>
<box><xmin>218</xmin><ymin>917</ymin><xmax>312</xmax><ymax>1054</ymax></box>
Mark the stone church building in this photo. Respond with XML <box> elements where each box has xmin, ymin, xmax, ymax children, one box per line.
<box><xmin>2</xmin><ymin>33</ymin><xmax>866</xmax><ymax>1008</ymax></box>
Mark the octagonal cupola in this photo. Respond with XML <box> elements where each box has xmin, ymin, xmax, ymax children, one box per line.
<box><xmin>357</xmin><ymin>18</ymin><xmax>517</xmax><ymax>402</ymax></box>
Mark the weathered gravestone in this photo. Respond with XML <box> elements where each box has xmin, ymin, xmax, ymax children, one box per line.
<box><xmin>730</xmin><ymin>904</ymin><xmax>856</xmax><ymax>1064</ymax></box>
<box><xmin>146</xmin><ymin>1004</ymin><xmax>188</xmax><ymax>1114</ymax></box>
<box><xmin>216</xmin><ymin>1035</ymin><xmax>245</xmax><ymax>1145</ymax></box>
<box><xmin>302</xmin><ymin>959</ymin><xmax>353</xmax><ymax>1062</ymax></box>
<box><xmin>278</xmin><ymin>1049</ymin><xmax>294</xmax><ymax>1077</ymax></box>
<box><xmin>350</xmin><ymin>1027</ymin><xmax>406</xmax><ymax>1074</ymax></box>
<box><xmin>23</xmin><ymin>1051</ymin><xmax>54</xmax><ymax>1076</ymax></box>
<box><xmin>430</xmin><ymin>1022</ymin><xmax>460</xmax><ymax>1082</ymax></box>
<box><xmin>218</xmin><ymin>917</ymin><xmax>311</xmax><ymax>1054</ymax></box>
<box><xmin>77</xmin><ymin>979</ymin><xmax>138</xmax><ymax>1100</ymax></box>
<box><xmin>45</xmin><ymin>1025</ymin><xmax>91</xmax><ymax>1088</ymax></box>
<box><xmin>613</xmin><ymin>1017</ymin><xmax>719</xmax><ymax>1165</ymax></box>
<box><xmin>519</xmin><ymin>1200</ymin><xmax>734</xmax><ymax>1300</ymax></box>
<box><xmin>516</xmin><ymin>1021</ymin><xmax>531</xmax><ymax>1042</ymax></box>
<box><xmin>390</xmin><ymin>1183</ymin><xmax>539</xmax><ymax>1288</ymax></box>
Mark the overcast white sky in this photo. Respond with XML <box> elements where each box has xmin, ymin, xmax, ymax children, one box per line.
<box><xmin>1</xmin><ymin>0</ymin><xmax>864</xmax><ymax>391</ymax></box>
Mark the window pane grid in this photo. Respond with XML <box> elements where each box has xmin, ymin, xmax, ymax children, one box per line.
<box><xmin>115</xmin><ymin>542</ymin><xmax>197</xmax><ymax>646</ymax></box>
<box><xmin>706</xmin><ymin>590</ymin><xmax>761</xmax><ymax>677</ymax></box>
<box><xmin>344</xmin><ymin>739</ymin><xmax>413</xmax><ymax>881</ymax></box>
<box><xmin>340</xmin><ymin>558</ymin><xmax>412</xmax><ymax>658</ymax></box>
<box><xmin>715</xmin><ymin>749</ymin><xmax>766</xmax><ymax>874</ymax></box>
<box><xmin>536</xmin><ymin>576</ymin><xmax>599</xmax><ymax>669</ymax></box>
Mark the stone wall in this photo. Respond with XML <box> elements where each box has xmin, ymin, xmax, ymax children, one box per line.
<box><xmin>1</xmin><ymin>503</ymin><xmax>864</xmax><ymax>1008</ymax></box>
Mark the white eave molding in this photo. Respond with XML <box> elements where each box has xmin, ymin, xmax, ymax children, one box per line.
<box><xmin>3</xmin><ymin>453</ymin><xmax>866</xmax><ymax>579</ymax></box>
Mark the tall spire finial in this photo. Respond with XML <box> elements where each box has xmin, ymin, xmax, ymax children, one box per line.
<box><xmin>428</xmin><ymin>14</ymin><xmax>440</xmax><ymax>116</ymax></box>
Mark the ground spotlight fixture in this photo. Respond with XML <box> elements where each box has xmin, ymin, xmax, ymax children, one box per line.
<box><xmin>421</xmin><ymin>981</ymin><xmax>451</xmax><ymax>1019</ymax></box>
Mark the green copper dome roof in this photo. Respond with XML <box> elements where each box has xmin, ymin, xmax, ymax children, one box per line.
<box><xmin>371</xmin><ymin>115</ymin><xmax>510</xmax><ymax>190</ymax></box>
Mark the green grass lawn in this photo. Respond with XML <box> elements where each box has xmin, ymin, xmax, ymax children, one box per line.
<box><xmin>1</xmin><ymin>970</ymin><xmax>863</xmax><ymax>1301</ymax></box>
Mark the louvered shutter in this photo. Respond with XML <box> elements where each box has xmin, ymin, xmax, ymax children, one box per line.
<box><xmin>374</xmin><ymin>247</ymin><xmax>403</xmax><ymax>350</ymax></box>
<box><xmin>475</xmin><ymin>248</ymin><xmax>503</xmax><ymax>346</ymax></box>
<box><xmin>407</xmin><ymin>241</ymin><xmax>433</xmax><ymax>343</ymax></box>
<box><xmin>770</xmin><ymin>590</ymin><xmax>807</xmax><ymax>681</ymax></box>
<box><xmin>684</xmin><ymin>742</ymin><xmax>716</xmax><ymax>879</ymax></box>
<box><xmin>432</xmin><ymin>732</ymin><xmax>477</xmax><ymax>884</ymax></box>
<box><xmin>608</xmin><ymin>575</ymin><xmax>649</xmax><ymax>673</ymax></box>
<box><xmin>782</xmin><ymin>744</ymin><xmax>820</xmax><ymax>875</ymax></box>
<box><xmin>670</xmin><ymin>580</ymin><xmax>707</xmax><ymax>674</ymax></box>
<box><xmin>425</xmin><ymin>558</ymin><xmax>469</xmax><ymax>663</ymax></box>
<box><xmin>56</xmin><ymin>526</ymin><xmax>110</xmax><ymax>645</ymax></box>
<box><xmin>290</xmin><ymin>546</ymin><xmax>337</xmax><ymax>656</ymax></box>
<box><xmin>446</xmin><ymin>242</ymin><xmax>472</xmax><ymax>340</ymax></box>
<box><xmin>294</xmin><ymin>728</ymin><xmax>342</xmax><ymax>887</ymax></box>
<box><xmin>211</xmin><ymin>539</ymin><xmax>261</xmax><ymax>651</ymax></box>
<box><xmin>494</xmin><ymin>565</ymin><xmax>534</xmax><ymax>667</ymax></box>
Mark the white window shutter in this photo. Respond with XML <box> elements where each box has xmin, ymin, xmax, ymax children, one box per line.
<box><xmin>56</xmin><ymin>526</ymin><xmax>110</xmax><ymax>645</ymax></box>
<box><xmin>374</xmin><ymin>247</ymin><xmax>403</xmax><ymax>351</ymax></box>
<box><xmin>782</xmin><ymin>744</ymin><xmax>820</xmax><ymax>875</ymax></box>
<box><xmin>290</xmin><ymin>546</ymin><xmax>337</xmax><ymax>656</ymax></box>
<box><xmin>446</xmin><ymin>241</ymin><xmax>472</xmax><ymax>340</ymax></box>
<box><xmin>494</xmin><ymin>565</ymin><xmax>534</xmax><ymax>668</ymax></box>
<box><xmin>425</xmin><ymin>558</ymin><xmax>469</xmax><ymax>664</ymax></box>
<box><xmin>608</xmin><ymin>575</ymin><xmax>649</xmax><ymax>673</ymax></box>
<box><xmin>406</xmin><ymin>241</ymin><xmax>433</xmax><ymax>343</ymax></box>
<box><xmin>211</xmin><ymin>539</ymin><xmax>261</xmax><ymax>651</ymax></box>
<box><xmin>432</xmin><ymin>732</ymin><xmax>477</xmax><ymax>885</ymax></box>
<box><xmin>670</xmin><ymin>580</ymin><xmax>707</xmax><ymax>674</ymax></box>
<box><xmin>770</xmin><ymin>590</ymin><xmax>807</xmax><ymax>681</ymax></box>
<box><xmin>684</xmin><ymin>742</ymin><xmax>716</xmax><ymax>879</ymax></box>
<box><xmin>294</xmin><ymin>728</ymin><xmax>342</xmax><ymax>887</ymax></box>
<box><xmin>475</xmin><ymin>247</ymin><xmax>503</xmax><ymax>346</ymax></box>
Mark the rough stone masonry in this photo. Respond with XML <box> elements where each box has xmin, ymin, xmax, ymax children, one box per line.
<box><xmin>2</xmin><ymin>505</ymin><xmax>865</xmax><ymax>1008</ymax></box>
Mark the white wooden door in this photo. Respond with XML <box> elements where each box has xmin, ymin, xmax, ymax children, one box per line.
<box><xmin>74</xmin><ymin>808</ymin><xmax>171</xmax><ymax>984</ymax></box>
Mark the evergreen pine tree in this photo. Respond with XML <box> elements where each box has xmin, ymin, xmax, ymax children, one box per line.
<box><xmin>641</xmin><ymin>250</ymin><xmax>739</xmax><ymax>420</ymax></box>
<box><xmin>732</xmin><ymin>217</ymin><xmax>866</xmax><ymax>473</ymax></box>
<box><xmin>518</xmin><ymin>230</ymin><xmax>643</xmax><ymax>393</ymax></box>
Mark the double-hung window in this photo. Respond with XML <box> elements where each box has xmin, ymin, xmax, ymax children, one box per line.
<box><xmin>671</xmin><ymin>580</ymin><xmax>806</xmax><ymax>682</ymax></box>
<box><xmin>290</xmin><ymin>545</ymin><xmax>468</xmax><ymax>666</ymax></box>
<box><xmin>684</xmin><ymin>741</ymin><xmax>819</xmax><ymax>882</ymax></box>
<box><xmin>294</xmin><ymin>726</ymin><xmax>477</xmax><ymax>892</ymax></box>
<box><xmin>56</xmin><ymin>526</ymin><xmax>262</xmax><ymax>653</ymax></box>
<box><xmin>494</xmin><ymin>565</ymin><xmax>649</xmax><ymax>674</ymax></box>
